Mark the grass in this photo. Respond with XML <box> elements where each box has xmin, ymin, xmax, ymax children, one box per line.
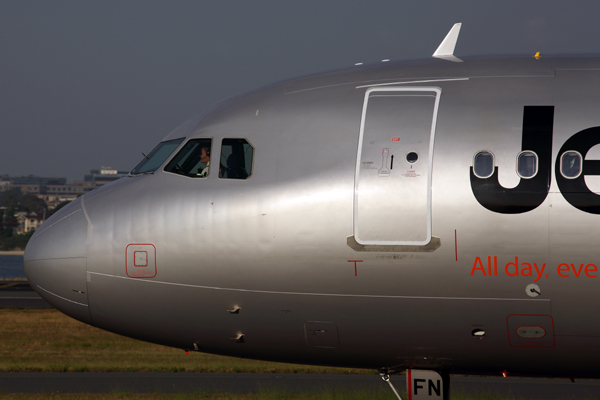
<box><xmin>0</xmin><ymin>308</ymin><xmax>368</xmax><ymax>374</ymax></box>
<box><xmin>0</xmin><ymin>310</ymin><xmax>584</xmax><ymax>399</ymax></box>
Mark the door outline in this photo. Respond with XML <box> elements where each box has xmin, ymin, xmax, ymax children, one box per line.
<box><xmin>353</xmin><ymin>87</ymin><xmax>441</xmax><ymax>246</ymax></box>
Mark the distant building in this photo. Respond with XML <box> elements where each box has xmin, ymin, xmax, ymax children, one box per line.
<box><xmin>0</xmin><ymin>181</ymin><xmax>95</xmax><ymax>209</ymax></box>
<box><xmin>0</xmin><ymin>183</ymin><xmax>44</xmax><ymax>195</ymax></box>
<box><xmin>85</xmin><ymin>167</ymin><xmax>129</xmax><ymax>186</ymax></box>
<box><xmin>11</xmin><ymin>176</ymin><xmax>67</xmax><ymax>186</ymax></box>
<box><xmin>14</xmin><ymin>211</ymin><xmax>45</xmax><ymax>234</ymax></box>
<box><xmin>0</xmin><ymin>167</ymin><xmax>129</xmax><ymax>210</ymax></box>
<box><xmin>41</xmin><ymin>181</ymin><xmax>96</xmax><ymax>209</ymax></box>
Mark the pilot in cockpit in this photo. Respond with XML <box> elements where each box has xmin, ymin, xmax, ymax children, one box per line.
<box><xmin>197</xmin><ymin>146</ymin><xmax>210</xmax><ymax>177</ymax></box>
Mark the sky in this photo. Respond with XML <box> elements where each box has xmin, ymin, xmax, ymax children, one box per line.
<box><xmin>2</xmin><ymin>1</ymin><xmax>600</xmax><ymax>182</ymax></box>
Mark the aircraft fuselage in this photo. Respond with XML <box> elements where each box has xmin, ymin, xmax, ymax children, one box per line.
<box><xmin>24</xmin><ymin>55</ymin><xmax>600</xmax><ymax>378</ymax></box>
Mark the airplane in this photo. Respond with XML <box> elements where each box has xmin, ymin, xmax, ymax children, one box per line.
<box><xmin>22</xmin><ymin>23</ymin><xmax>600</xmax><ymax>399</ymax></box>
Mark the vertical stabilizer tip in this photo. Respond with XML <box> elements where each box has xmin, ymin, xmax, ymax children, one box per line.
<box><xmin>433</xmin><ymin>23</ymin><xmax>463</xmax><ymax>62</ymax></box>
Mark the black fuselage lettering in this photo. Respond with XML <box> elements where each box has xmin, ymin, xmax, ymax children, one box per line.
<box><xmin>471</xmin><ymin>105</ymin><xmax>600</xmax><ymax>215</ymax></box>
<box><xmin>470</xmin><ymin>106</ymin><xmax>554</xmax><ymax>214</ymax></box>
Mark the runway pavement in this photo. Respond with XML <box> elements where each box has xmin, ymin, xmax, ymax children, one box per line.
<box><xmin>0</xmin><ymin>281</ymin><xmax>51</xmax><ymax>308</ymax></box>
<box><xmin>0</xmin><ymin>373</ymin><xmax>599</xmax><ymax>398</ymax></box>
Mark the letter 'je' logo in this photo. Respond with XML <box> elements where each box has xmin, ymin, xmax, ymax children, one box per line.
<box><xmin>470</xmin><ymin>106</ymin><xmax>600</xmax><ymax>214</ymax></box>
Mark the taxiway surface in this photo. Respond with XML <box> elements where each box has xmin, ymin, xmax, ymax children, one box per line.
<box><xmin>0</xmin><ymin>373</ymin><xmax>598</xmax><ymax>398</ymax></box>
<box><xmin>0</xmin><ymin>281</ymin><xmax>50</xmax><ymax>308</ymax></box>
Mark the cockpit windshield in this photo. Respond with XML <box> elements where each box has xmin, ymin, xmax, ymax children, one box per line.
<box><xmin>130</xmin><ymin>138</ymin><xmax>184</xmax><ymax>175</ymax></box>
<box><xmin>164</xmin><ymin>138</ymin><xmax>213</xmax><ymax>178</ymax></box>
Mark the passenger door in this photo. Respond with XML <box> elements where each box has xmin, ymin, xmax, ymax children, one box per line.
<box><xmin>354</xmin><ymin>87</ymin><xmax>441</xmax><ymax>245</ymax></box>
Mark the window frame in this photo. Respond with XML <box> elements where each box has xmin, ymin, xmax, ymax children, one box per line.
<box><xmin>560</xmin><ymin>150</ymin><xmax>583</xmax><ymax>179</ymax></box>
<box><xmin>163</xmin><ymin>138</ymin><xmax>214</xmax><ymax>179</ymax></box>
<box><xmin>473</xmin><ymin>150</ymin><xmax>495</xmax><ymax>179</ymax></box>
<box><xmin>218</xmin><ymin>137</ymin><xmax>255</xmax><ymax>181</ymax></box>
<box><xmin>130</xmin><ymin>138</ymin><xmax>185</xmax><ymax>176</ymax></box>
<box><xmin>516</xmin><ymin>150</ymin><xmax>539</xmax><ymax>179</ymax></box>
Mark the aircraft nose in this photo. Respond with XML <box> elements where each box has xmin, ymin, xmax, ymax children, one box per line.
<box><xmin>24</xmin><ymin>197</ymin><xmax>92</xmax><ymax>324</ymax></box>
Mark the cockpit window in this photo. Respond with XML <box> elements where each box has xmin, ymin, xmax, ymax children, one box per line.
<box><xmin>164</xmin><ymin>138</ymin><xmax>213</xmax><ymax>178</ymax></box>
<box><xmin>130</xmin><ymin>138</ymin><xmax>184</xmax><ymax>175</ymax></box>
<box><xmin>219</xmin><ymin>138</ymin><xmax>254</xmax><ymax>180</ymax></box>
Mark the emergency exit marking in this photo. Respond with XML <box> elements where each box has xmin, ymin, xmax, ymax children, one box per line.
<box><xmin>348</xmin><ymin>260</ymin><xmax>363</xmax><ymax>276</ymax></box>
<box><xmin>392</xmin><ymin>137</ymin><xmax>401</xmax><ymax>142</ymax></box>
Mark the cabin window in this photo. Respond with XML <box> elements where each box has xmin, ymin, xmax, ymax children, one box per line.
<box><xmin>473</xmin><ymin>151</ymin><xmax>494</xmax><ymax>178</ymax></box>
<box><xmin>164</xmin><ymin>138</ymin><xmax>213</xmax><ymax>178</ymax></box>
<box><xmin>516</xmin><ymin>151</ymin><xmax>538</xmax><ymax>179</ymax></box>
<box><xmin>406</xmin><ymin>152</ymin><xmax>419</xmax><ymax>163</ymax></box>
<box><xmin>219</xmin><ymin>138</ymin><xmax>254</xmax><ymax>180</ymax></box>
<box><xmin>560</xmin><ymin>151</ymin><xmax>582</xmax><ymax>179</ymax></box>
<box><xmin>130</xmin><ymin>138</ymin><xmax>184</xmax><ymax>175</ymax></box>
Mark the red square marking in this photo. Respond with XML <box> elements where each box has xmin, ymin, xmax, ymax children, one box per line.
<box><xmin>134</xmin><ymin>251</ymin><xmax>148</xmax><ymax>267</ymax></box>
<box><xmin>126</xmin><ymin>244</ymin><xmax>157</xmax><ymax>279</ymax></box>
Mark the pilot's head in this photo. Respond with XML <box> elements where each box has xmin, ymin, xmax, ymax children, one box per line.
<box><xmin>200</xmin><ymin>146</ymin><xmax>210</xmax><ymax>163</ymax></box>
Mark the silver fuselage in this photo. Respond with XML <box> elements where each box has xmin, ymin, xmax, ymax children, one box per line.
<box><xmin>24</xmin><ymin>55</ymin><xmax>600</xmax><ymax>378</ymax></box>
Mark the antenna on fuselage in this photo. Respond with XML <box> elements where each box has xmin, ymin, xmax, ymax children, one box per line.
<box><xmin>433</xmin><ymin>23</ymin><xmax>463</xmax><ymax>62</ymax></box>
